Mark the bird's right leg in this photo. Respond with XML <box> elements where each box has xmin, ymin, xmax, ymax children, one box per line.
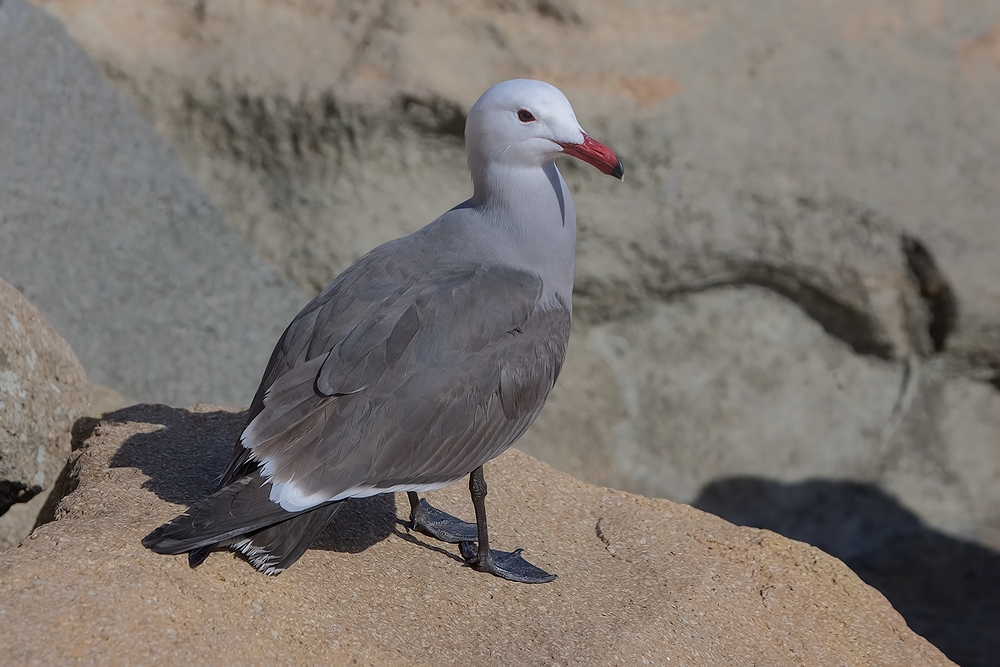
<box><xmin>458</xmin><ymin>466</ymin><xmax>556</xmax><ymax>584</ymax></box>
<box><xmin>406</xmin><ymin>491</ymin><xmax>478</xmax><ymax>543</ymax></box>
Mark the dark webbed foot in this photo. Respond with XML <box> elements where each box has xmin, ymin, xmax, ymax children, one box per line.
<box><xmin>460</xmin><ymin>541</ymin><xmax>556</xmax><ymax>584</ymax></box>
<box><xmin>458</xmin><ymin>467</ymin><xmax>556</xmax><ymax>584</ymax></box>
<box><xmin>407</xmin><ymin>492</ymin><xmax>478</xmax><ymax>543</ymax></box>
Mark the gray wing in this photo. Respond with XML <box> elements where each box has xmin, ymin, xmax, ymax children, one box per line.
<box><xmin>219</xmin><ymin>247</ymin><xmax>570</xmax><ymax>511</ymax></box>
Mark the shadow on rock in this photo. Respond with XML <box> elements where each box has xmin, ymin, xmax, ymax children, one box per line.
<box><xmin>693</xmin><ymin>477</ymin><xmax>1000</xmax><ymax>667</ymax></box>
<box><xmin>97</xmin><ymin>404</ymin><xmax>395</xmax><ymax>554</ymax></box>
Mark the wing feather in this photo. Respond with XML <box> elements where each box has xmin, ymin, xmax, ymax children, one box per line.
<box><xmin>220</xmin><ymin>245</ymin><xmax>570</xmax><ymax>510</ymax></box>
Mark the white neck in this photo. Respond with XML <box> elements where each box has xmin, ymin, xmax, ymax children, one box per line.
<box><xmin>467</xmin><ymin>159</ymin><xmax>577</xmax><ymax>311</ymax></box>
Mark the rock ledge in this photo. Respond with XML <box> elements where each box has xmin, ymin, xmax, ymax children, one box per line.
<box><xmin>0</xmin><ymin>405</ymin><xmax>951</xmax><ymax>666</ymax></box>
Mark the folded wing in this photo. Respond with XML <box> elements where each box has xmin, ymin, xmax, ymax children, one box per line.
<box><xmin>222</xmin><ymin>250</ymin><xmax>571</xmax><ymax>513</ymax></box>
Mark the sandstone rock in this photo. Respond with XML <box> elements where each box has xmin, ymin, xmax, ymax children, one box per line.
<box><xmin>688</xmin><ymin>359</ymin><xmax>1000</xmax><ymax>666</ymax></box>
<box><xmin>880</xmin><ymin>367</ymin><xmax>1000</xmax><ymax>553</ymax></box>
<box><xmin>525</xmin><ymin>287</ymin><xmax>1000</xmax><ymax>665</ymax></box>
<box><xmin>0</xmin><ymin>379</ymin><xmax>130</xmax><ymax>552</ymax></box>
<box><xmin>0</xmin><ymin>483</ymin><xmax>52</xmax><ymax>552</ymax></box>
<box><xmin>0</xmin><ymin>0</ymin><xmax>307</xmax><ymax>406</ymax></box>
<box><xmin>0</xmin><ymin>279</ymin><xmax>132</xmax><ymax>551</ymax></box>
<box><xmin>694</xmin><ymin>475</ymin><xmax>1000</xmax><ymax>667</ymax></box>
<box><xmin>0</xmin><ymin>405</ymin><xmax>952</xmax><ymax>666</ymax></box>
<box><xmin>0</xmin><ymin>279</ymin><xmax>89</xmax><ymax>516</ymax></box>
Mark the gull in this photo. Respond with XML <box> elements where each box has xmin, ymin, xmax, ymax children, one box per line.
<box><xmin>143</xmin><ymin>79</ymin><xmax>624</xmax><ymax>584</ymax></box>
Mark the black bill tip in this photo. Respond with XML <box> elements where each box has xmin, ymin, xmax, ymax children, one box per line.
<box><xmin>610</xmin><ymin>159</ymin><xmax>625</xmax><ymax>181</ymax></box>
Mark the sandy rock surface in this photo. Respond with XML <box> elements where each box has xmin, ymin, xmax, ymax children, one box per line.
<box><xmin>0</xmin><ymin>279</ymin><xmax>89</xmax><ymax>515</ymax></box>
<box><xmin>0</xmin><ymin>382</ymin><xmax>129</xmax><ymax>552</ymax></box>
<box><xmin>0</xmin><ymin>405</ymin><xmax>952</xmax><ymax>667</ymax></box>
<box><xmin>0</xmin><ymin>278</ymin><xmax>131</xmax><ymax>550</ymax></box>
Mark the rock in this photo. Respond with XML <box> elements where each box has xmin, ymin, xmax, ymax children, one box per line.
<box><xmin>880</xmin><ymin>367</ymin><xmax>1000</xmax><ymax>552</ymax></box>
<box><xmin>521</xmin><ymin>286</ymin><xmax>906</xmax><ymax>502</ymax></box>
<box><xmin>0</xmin><ymin>278</ymin><xmax>131</xmax><ymax>551</ymax></box>
<box><xmin>28</xmin><ymin>0</ymin><xmax>1000</xmax><ymax>363</ymax></box>
<box><xmin>0</xmin><ymin>279</ymin><xmax>89</xmax><ymax>516</ymax></box>
<box><xmin>0</xmin><ymin>0</ymin><xmax>307</xmax><ymax>406</ymax></box>
<box><xmin>0</xmin><ymin>485</ymin><xmax>52</xmax><ymax>552</ymax></box>
<box><xmin>20</xmin><ymin>3</ymin><xmax>997</xmax><ymax>421</ymax></box>
<box><xmin>692</xmin><ymin>476</ymin><xmax>1000</xmax><ymax>667</ymax></box>
<box><xmin>0</xmin><ymin>405</ymin><xmax>952</xmax><ymax>666</ymax></box>
<box><xmin>688</xmin><ymin>361</ymin><xmax>1000</xmax><ymax>666</ymax></box>
<box><xmin>526</xmin><ymin>287</ymin><xmax>1000</xmax><ymax>665</ymax></box>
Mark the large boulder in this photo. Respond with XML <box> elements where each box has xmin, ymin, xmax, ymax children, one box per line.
<box><xmin>0</xmin><ymin>279</ymin><xmax>89</xmax><ymax>517</ymax></box>
<box><xmin>0</xmin><ymin>405</ymin><xmax>953</xmax><ymax>666</ymax></box>
<box><xmin>0</xmin><ymin>0</ymin><xmax>307</xmax><ymax>407</ymax></box>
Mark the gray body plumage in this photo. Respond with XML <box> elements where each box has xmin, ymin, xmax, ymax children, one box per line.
<box><xmin>144</xmin><ymin>167</ymin><xmax>575</xmax><ymax>573</ymax></box>
<box><xmin>142</xmin><ymin>79</ymin><xmax>621</xmax><ymax>577</ymax></box>
<box><xmin>230</xmin><ymin>219</ymin><xmax>573</xmax><ymax>508</ymax></box>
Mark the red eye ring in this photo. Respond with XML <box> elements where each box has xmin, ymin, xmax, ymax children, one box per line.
<box><xmin>517</xmin><ymin>109</ymin><xmax>536</xmax><ymax>123</ymax></box>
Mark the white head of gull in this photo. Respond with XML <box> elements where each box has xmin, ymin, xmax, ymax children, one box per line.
<box><xmin>143</xmin><ymin>79</ymin><xmax>624</xmax><ymax>583</ymax></box>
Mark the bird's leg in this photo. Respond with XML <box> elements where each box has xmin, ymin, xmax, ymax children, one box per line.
<box><xmin>459</xmin><ymin>466</ymin><xmax>555</xmax><ymax>584</ymax></box>
<box><xmin>406</xmin><ymin>491</ymin><xmax>478</xmax><ymax>543</ymax></box>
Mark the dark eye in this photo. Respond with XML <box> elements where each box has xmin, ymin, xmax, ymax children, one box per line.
<box><xmin>517</xmin><ymin>109</ymin><xmax>536</xmax><ymax>123</ymax></box>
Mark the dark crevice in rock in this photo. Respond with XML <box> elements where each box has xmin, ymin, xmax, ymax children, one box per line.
<box><xmin>121</xmin><ymin>79</ymin><xmax>468</xmax><ymax>184</ymax></box>
<box><xmin>489</xmin><ymin>0</ymin><xmax>582</xmax><ymax>25</ymax></box>
<box><xmin>30</xmin><ymin>415</ymin><xmax>109</xmax><ymax>529</ymax></box>
<box><xmin>0</xmin><ymin>480</ymin><xmax>41</xmax><ymax>517</ymax></box>
<box><xmin>594</xmin><ymin>517</ymin><xmax>622</xmax><ymax>560</ymax></box>
<box><xmin>191</xmin><ymin>1</ymin><xmax>206</xmax><ymax>22</ymax></box>
<box><xmin>398</xmin><ymin>94</ymin><xmax>467</xmax><ymax>138</ymax></box>
<box><xmin>575</xmin><ymin>270</ymin><xmax>897</xmax><ymax>359</ymax></box>
<box><xmin>71</xmin><ymin>416</ymin><xmax>103</xmax><ymax>451</ymax></box>
<box><xmin>902</xmin><ymin>235</ymin><xmax>957</xmax><ymax>352</ymax></box>
<box><xmin>31</xmin><ymin>454</ymin><xmax>78</xmax><ymax>531</ymax></box>
<box><xmin>593</xmin><ymin>271</ymin><xmax>896</xmax><ymax>359</ymax></box>
<box><xmin>532</xmin><ymin>0</ymin><xmax>582</xmax><ymax>25</ymax></box>
<box><xmin>595</xmin><ymin>518</ymin><xmax>609</xmax><ymax>546</ymax></box>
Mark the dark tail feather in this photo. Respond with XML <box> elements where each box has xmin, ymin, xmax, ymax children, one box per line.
<box><xmin>232</xmin><ymin>502</ymin><xmax>345</xmax><ymax>575</ymax></box>
<box><xmin>187</xmin><ymin>545</ymin><xmax>213</xmax><ymax>568</ymax></box>
<box><xmin>142</xmin><ymin>473</ymin><xmax>298</xmax><ymax>555</ymax></box>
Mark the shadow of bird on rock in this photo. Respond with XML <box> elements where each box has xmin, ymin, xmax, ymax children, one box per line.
<box><xmin>693</xmin><ymin>477</ymin><xmax>1000</xmax><ymax>667</ymax></box>
<box><xmin>90</xmin><ymin>404</ymin><xmax>397</xmax><ymax>555</ymax></box>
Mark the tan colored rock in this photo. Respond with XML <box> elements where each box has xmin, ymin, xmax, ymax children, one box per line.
<box><xmin>0</xmin><ymin>485</ymin><xmax>51</xmax><ymax>552</ymax></box>
<box><xmin>0</xmin><ymin>277</ymin><xmax>131</xmax><ymax>550</ymax></box>
<box><xmin>0</xmin><ymin>278</ymin><xmax>89</xmax><ymax>515</ymax></box>
<box><xmin>0</xmin><ymin>405</ymin><xmax>951</xmax><ymax>666</ymax></box>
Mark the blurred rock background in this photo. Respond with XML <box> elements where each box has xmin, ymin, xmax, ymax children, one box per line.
<box><xmin>1</xmin><ymin>0</ymin><xmax>998</xmax><ymax>663</ymax></box>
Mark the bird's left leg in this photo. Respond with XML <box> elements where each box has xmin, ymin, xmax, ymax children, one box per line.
<box><xmin>459</xmin><ymin>466</ymin><xmax>555</xmax><ymax>584</ymax></box>
<box><xmin>406</xmin><ymin>491</ymin><xmax>478</xmax><ymax>543</ymax></box>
